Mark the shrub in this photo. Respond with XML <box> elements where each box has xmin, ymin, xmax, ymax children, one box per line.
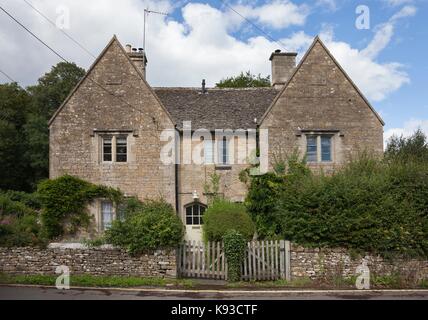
<box><xmin>223</xmin><ymin>230</ymin><xmax>247</xmax><ymax>282</ymax></box>
<box><xmin>203</xmin><ymin>199</ymin><xmax>255</xmax><ymax>242</ymax></box>
<box><xmin>244</xmin><ymin>153</ymin><xmax>428</xmax><ymax>258</ymax></box>
<box><xmin>37</xmin><ymin>175</ymin><xmax>122</xmax><ymax>239</ymax></box>
<box><xmin>0</xmin><ymin>194</ymin><xmax>36</xmax><ymax>217</ymax></box>
<box><xmin>105</xmin><ymin>199</ymin><xmax>184</xmax><ymax>254</ymax></box>
<box><xmin>0</xmin><ymin>213</ymin><xmax>46</xmax><ymax>247</ymax></box>
<box><xmin>0</xmin><ymin>190</ymin><xmax>42</xmax><ymax>210</ymax></box>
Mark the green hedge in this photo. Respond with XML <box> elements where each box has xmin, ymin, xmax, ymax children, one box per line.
<box><xmin>105</xmin><ymin>199</ymin><xmax>184</xmax><ymax>254</ymax></box>
<box><xmin>245</xmin><ymin>154</ymin><xmax>428</xmax><ymax>258</ymax></box>
<box><xmin>203</xmin><ymin>199</ymin><xmax>255</xmax><ymax>242</ymax></box>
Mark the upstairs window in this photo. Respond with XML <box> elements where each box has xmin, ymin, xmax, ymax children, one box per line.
<box><xmin>204</xmin><ymin>139</ymin><xmax>214</xmax><ymax>164</ymax></box>
<box><xmin>321</xmin><ymin>136</ymin><xmax>332</xmax><ymax>162</ymax></box>
<box><xmin>185</xmin><ymin>203</ymin><xmax>207</xmax><ymax>225</ymax></box>
<box><xmin>306</xmin><ymin>136</ymin><xmax>318</xmax><ymax>162</ymax></box>
<box><xmin>103</xmin><ymin>137</ymin><xmax>112</xmax><ymax>162</ymax></box>
<box><xmin>116</xmin><ymin>136</ymin><xmax>127</xmax><ymax>162</ymax></box>
<box><xmin>101</xmin><ymin>135</ymin><xmax>128</xmax><ymax>163</ymax></box>
<box><xmin>218</xmin><ymin>136</ymin><xmax>229</xmax><ymax>165</ymax></box>
<box><xmin>306</xmin><ymin>134</ymin><xmax>333</xmax><ymax>163</ymax></box>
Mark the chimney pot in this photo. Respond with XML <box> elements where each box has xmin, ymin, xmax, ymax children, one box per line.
<box><xmin>127</xmin><ymin>44</ymin><xmax>148</xmax><ymax>79</ymax></box>
<box><xmin>201</xmin><ymin>79</ymin><xmax>207</xmax><ymax>93</ymax></box>
<box><xmin>125</xmin><ymin>44</ymin><xmax>132</xmax><ymax>53</ymax></box>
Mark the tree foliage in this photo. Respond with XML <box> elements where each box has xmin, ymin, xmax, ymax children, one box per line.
<box><xmin>216</xmin><ymin>71</ymin><xmax>270</xmax><ymax>88</ymax></box>
<box><xmin>0</xmin><ymin>62</ymin><xmax>85</xmax><ymax>192</ymax></box>
<box><xmin>385</xmin><ymin>129</ymin><xmax>428</xmax><ymax>164</ymax></box>
<box><xmin>0</xmin><ymin>83</ymin><xmax>32</xmax><ymax>191</ymax></box>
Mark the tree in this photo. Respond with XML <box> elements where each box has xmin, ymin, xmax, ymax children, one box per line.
<box><xmin>0</xmin><ymin>62</ymin><xmax>85</xmax><ymax>192</ymax></box>
<box><xmin>25</xmin><ymin>62</ymin><xmax>86</xmax><ymax>188</ymax></box>
<box><xmin>27</xmin><ymin>62</ymin><xmax>86</xmax><ymax>117</ymax></box>
<box><xmin>0</xmin><ymin>83</ymin><xmax>32</xmax><ymax>191</ymax></box>
<box><xmin>385</xmin><ymin>129</ymin><xmax>428</xmax><ymax>163</ymax></box>
<box><xmin>216</xmin><ymin>71</ymin><xmax>270</xmax><ymax>88</ymax></box>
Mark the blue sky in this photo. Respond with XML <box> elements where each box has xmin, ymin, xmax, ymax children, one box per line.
<box><xmin>0</xmin><ymin>0</ymin><xmax>427</xmax><ymax>142</ymax></box>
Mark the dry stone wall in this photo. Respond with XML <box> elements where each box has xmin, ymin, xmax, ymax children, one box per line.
<box><xmin>291</xmin><ymin>245</ymin><xmax>428</xmax><ymax>282</ymax></box>
<box><xmin>0</xmin><ymin>244</ymin><xmax>176</xmax><ymax>278</ymax></box>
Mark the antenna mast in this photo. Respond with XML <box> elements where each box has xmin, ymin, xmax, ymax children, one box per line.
<box><xmin>143</xmin><ymin>8</ymin><xmax>168</xmax><ymax>53</ymax></box>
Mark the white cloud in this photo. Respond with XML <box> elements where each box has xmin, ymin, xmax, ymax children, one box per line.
<box><xmin>390</xmin><ymin>5</ymin><xmax>417</xmax><ymax>20</ymax></box>
<box><xmin>232</xmin><ymin>1</ymin><xmax>310</xmax><ymax>29</ymax></box>
<box><xmin>384</xmin><ymin>119</ymin><xmax>428</xmax><ymax>146</ymax></box>
<box><xmin>315</xmin><ymin>0</ymin><xmax>338</xmax><ymax>11</ymax></box>
<box><xmin>383</xmin><ymin>0</ymin><xmax>414</xmax><ymax>7</ymax></box>
<box><xmin>0</xmin><ymin>0</ymin><xmax>416</xmax><ymax>104</ymax></box>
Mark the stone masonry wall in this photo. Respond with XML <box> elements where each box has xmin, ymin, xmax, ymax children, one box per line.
<box><xmin>0</xmin><ymin>245</ymin><xmax>176</xmax><ymax>278</ymax></box>
<box><xmin>261</xmin><ymin>39</ymin><xmax>384</xmax><ymax>173</ymax></box>
<box><xmin>291</xmin><ymin>244</ymin><xmax>428</xmax><ymax>282</ymax></box>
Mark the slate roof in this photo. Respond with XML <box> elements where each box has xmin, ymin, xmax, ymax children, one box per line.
<box><xmin>153</xmin><ymin>87</ymin><xmax>279</xmax><ymax>130</ymax></box>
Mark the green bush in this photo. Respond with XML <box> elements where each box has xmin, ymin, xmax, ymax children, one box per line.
<box><xmin>0</xmin><ymin>190</ymin><xmax>41</xmax><ymax>210</ymax></box>
<box><xmin>203</xmin><ymin>199</ymin><xmax>255</xmax><ymax>242</ymax></box>
<box><xmin>223</xmin><ymin>230</ymin><xmax>247</xmax><ymax>282</ymax></box>
<box><xmin>105</xmin><ymin>199</ymin><xmax>184</xmax><ymax>254</ymax></box>
<box><xmin>244</xmin><ymin>153</ymin><xmax>428</xmax><ymax>258</ymax></box>
<box><xmin>0</xmin><ymin>213</ymin><xmax>46</xmax><ymax>247</ymax></box>
<box><xmin>0</xmin><ymin>194</ymin><xmax>36</xmax><ymax>217</ymax></box>
<box><xmin>37</xmin><ymin>175</ymin><xmax>122</xmax><ymax>239</ymax></box>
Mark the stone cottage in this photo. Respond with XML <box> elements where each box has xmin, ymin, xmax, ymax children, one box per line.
<box><xmin>48</xmin><ymin>35</ymin><xmax>384</xmax><ymax>241</ymax></box>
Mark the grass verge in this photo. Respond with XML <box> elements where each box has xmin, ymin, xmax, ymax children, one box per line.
<box><xmin>0</xmin><ymin>273</ymin><xmax>194</xmax><ymax>288</ymax></box>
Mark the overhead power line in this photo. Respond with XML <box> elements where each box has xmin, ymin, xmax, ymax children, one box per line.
<box><xmin>0</xmin><ymin>5</ymin><xmax>69</xmax><ymax>62</ymax></box>
<box><xmin>22</xmin><ymin>0</ymin><xmax>96</xmax><ymax>58</ymax></box>
<box><xmin>0</xmin><ymin>4</ymin><xmax>151</xmax><ymax>121</ymax></box>
<box><xmin>0</xmin><ymin>68</ymin><xmax>17</xmax><ymax>83</ymax></box>
<box><xmin>219</xmin><ymin>0</ymin><xmax>289</xmax><ymax>51</ymax></box>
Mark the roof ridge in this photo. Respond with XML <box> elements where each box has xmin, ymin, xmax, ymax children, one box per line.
<box><xmin>153</xmin><ymin>87</ymin><xmax>278</xmax><ymax>91</ymax></box>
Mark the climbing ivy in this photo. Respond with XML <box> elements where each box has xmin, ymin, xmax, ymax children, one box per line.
<box><xmin>223</xmin><ymin>230</ymin><xmax>247</xmax><ymax>282</ymax></box>
<box><xmin>37</xmin><ymin>175</ymin><xmax>122</xmax><ymax>239</ymax></box>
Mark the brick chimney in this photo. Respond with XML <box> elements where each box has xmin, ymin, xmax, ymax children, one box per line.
<box><xmin>269</xmin><ymin>49</ymin><xmax>297</xmax><ymax>89</ymax></box>
<box><xmin>125</xmin><ymin>44</ymin><xmax>148</xmax><ymax>79</ymax></box>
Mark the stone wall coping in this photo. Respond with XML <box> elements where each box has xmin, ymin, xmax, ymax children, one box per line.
<box><xmin>47</xmin><ymin>242</ymin><xmax>115</xmax><ymax>250</ymax></box>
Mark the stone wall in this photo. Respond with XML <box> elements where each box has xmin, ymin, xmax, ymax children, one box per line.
<box><xmin>0</xmin><ymin>244</ymin><xmax>176</xmax><ymax>278</ymax></box>
<box><xmin>290</xmin><ymin>245</ymin><xmax>428</xmax><ymax>282</ymax></box>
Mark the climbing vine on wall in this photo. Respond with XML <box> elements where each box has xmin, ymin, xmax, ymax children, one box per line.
<box><xmin>37</xmin><ymin>175</ymin><xmax>122</xmax><ymax>239</ymax></box>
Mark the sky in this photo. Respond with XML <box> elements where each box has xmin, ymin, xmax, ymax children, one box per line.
<box><xmin>0</xmin><ymin>0</ymin><xmax>427</xmax><ymax>145</ymax></box>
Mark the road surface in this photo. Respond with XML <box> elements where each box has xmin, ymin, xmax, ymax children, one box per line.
<box><xmin>1</xmin><ymin>285</ymin><xmax>428</xmax><ymax>300</ymax></box>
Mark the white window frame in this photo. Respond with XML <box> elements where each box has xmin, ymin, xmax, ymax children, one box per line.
<box><xmin>101</xmin><ymin>134</ymin><xmax>128</xmax><ymax>163</ymax></box>
<box><xmin>184</xmin><ymin>202</ymin><xmax>207</xmax><ymax>226</ymax></box>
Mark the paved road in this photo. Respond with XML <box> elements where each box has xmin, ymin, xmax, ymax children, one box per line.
<box><xmin>1</xmin><ymin>285</ymin><xmax>428</xmax><ymax>300</ymax></box>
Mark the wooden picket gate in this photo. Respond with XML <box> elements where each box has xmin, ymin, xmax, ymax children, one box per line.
<box><xmin>177</xmin><ymin>240</ymin><xmax>290</xmax><ymax>281</ymax></box>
